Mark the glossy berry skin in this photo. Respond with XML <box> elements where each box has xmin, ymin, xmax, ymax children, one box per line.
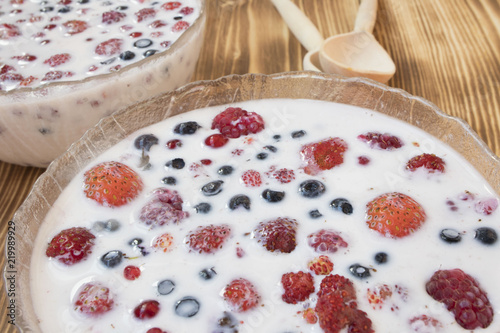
<box><xmin>426</xmin><ymin>268</ymin><xmax>494</xmax><ymax>329</ymax></box>
<box><xmin>124</xmin><ymin>265</ymin><xmax>141</xmax><ymax>280</ymax></box>
<box><xmin>205</xmin><ymin>134</ymin><xmax>229</xmax><ymax>148</ymax></box>
<box><xmin>175</xmin><ymin>297</ymin><xmax>200</xmax><ymax>317</ymax></box>
<box><xmin>298</xmin><ymin>180</ymin><xmax>326</xmax><ymax>198</ymax></box>
<box><xmin>139</xmin><ymin>188</ymin><xmax>189</xmax><ymax>227</ymax></box>
<box><xmin>374</xmin><ymin>252</ymin><xmax>388</xmax><ymax>264</ymax></box>
<box><xmin>253</xmin><ymin>217</ymin><xmax>298</xmax><ymax>253</ymax></box>
<box><xmin>201</xmin><ymin>180</ymin><xmax>224</xmax><ymax>196</ymax></box>
<box><xmin>300</xmin><ymin>137</ymin><xmax>348</xmax><ymax>175</ymax></box>
<box><xmin>101</xmin><ymin>250</ymin><xmax>123</xmax><ymax>268</ymax></box>
<box><xmin>45</xmin><ymin>227</ymin><xmax>95</xmax><ymax>265</ymax></box>
<box><xmin>222</xmin><ymin>278</ymin><xmax>260</xmax><ymax>312</ymax></box>
<box><xmin>173</xmin><ymin>121</ymin><xmax>201</xmax><ymax>135</ymax></box>
<box><xmin>185</xmin><ymin>224</ymin><xmax>231</xmax><ymax>254</ymax></box>
<box><xmin>475</xmin><ymin>227</ymin><xmax>497</xmax><ymax>245</ymax></box>
<box><xmin>330</xmin><ymin>198</ymin><xmax>353</xmax><ymax>215</ymax></box>
<box><xmin>357</xmin><ymin>132</ymin><xmax>403</xmax><ymax>150</ymax></box>
<box><xmin>440</xmin><ymin>228</ymin><xmax>462</xmax><ymax>243</ymax></box>
<box><xmin>74</xmin><ymin>282</ymin><xmax>114</xmax><ymax>316</ymax></box>
<box><xmin>228</xmin><ymin>194</ymin><xmax>251</xmax><ymax>210</ymax></box>
<box><xmin>194</xmin><ymin>202</ymin><xmax>211</xmax><ymax>214</ymax></box>
<box><xmin>134</xmin><ymin>300</ymin><xmax>160</xmax><ymax>320</ymax></box>
<box><xmin>307</xmin><ymin>229</ymin><xmax>348</xmax><ymax>254</ymax></box>
<box><xmin>211</xmin><ymin>107</ymin><xmax>265</xmax><ymax>138</ymax></box>
<box><xmin>406</xmin><ymin>153</ymin><xmax>446</xmax><ymax>173</ymax></box>
<box><xmin>349</xmin><ymin>264</ymin><xmax>371</xmax><ymax>279</ymax></box>
<box><xmin>218</xmin><ymin>165</ymin><xmax>233</xmax><ymax>175</ymax></box>
<box><xmin>261</xmin><ymin>189</ymin><xmax>285</xmax><ymax>203</ymax></box>
<box><xmin>281</xmin><ymin>271</ymin><xmax>315</xmax><ymax>304</ymax></box>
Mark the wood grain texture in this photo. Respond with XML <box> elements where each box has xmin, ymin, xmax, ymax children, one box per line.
<box><xmin>0</xmin><ymin>0</ymin><xmax>499</xmax><ymax>331</ymax></box>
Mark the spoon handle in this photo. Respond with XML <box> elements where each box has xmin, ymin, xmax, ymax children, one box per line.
<box><xmin>270</xmin><ymin>0</ymin><xmax>324</xmax><ymax>51</ymax></box>
<box><xmin>353</xmin><ymin>0</ymin><xmax>378</xmax><ymax>34</ymax></box>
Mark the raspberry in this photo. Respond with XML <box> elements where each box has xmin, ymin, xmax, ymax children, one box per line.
<box><xmin>307</xmin><ymin>229</ymin><xmax>348</xmax><ymax>254</ymax></box>
<box><xmin>426</xmin><ymin>268</ymin><xmax>494</xmax><ymax>329</ymax></box>
<box><xmin>43</xmin><ymin>53</ymin><xmax>71</xmax><ymax>67</ymax></box>
<box><xmin>357</xmin><ymin>131</ymin><xmax>403</xmax><ymax>150</ymax></box>
<box><xmin>205</xmin><ymin>134</ymin><xmax>228</xmax><ymax>148</ymax></box>
<box><xmin>281</xmin><ymin>271</ymin><xmax>315</xmax><ymax>304</ymax></box>
<box><xmin>172</xmin><ymin>20</ymin><xmax>190</xmax><ymax>32</ymax></box>
<box><xmin>211</xmin><ymin>107</ymin><xmax>265</xmax><ymax>139</ymax></box>
<box><xmin>272</xmin><ymin>168</ymin><xmax>295</xmax><ymax>184</ymax></box>
<box><xmin>300</xmin><ymin>137</ymin><xmax>348</xmax><ymax>175</ymax></box>
<box><xmin>134</xmin><ymin>300</ymin><xmax>160</xmax><ymax>320</ymax></box>
<box><xmin>406</xmin><ymin>153</ymin><xmax>445</xmax><ymax>173</ymax></box>
<box><xmin>152</xmin><ymin>233</ymin><xmax>175</xmax><ymax>252</ymax></box>
<box><xmin>74</xmin><ymin>282</ymin><xmax>113</xmax><ymax>316</ymax></box>
<box><xmin>162</xmin><ymin>2</ymin><xmax>181</xmax><ymax>10</ymax></box>
<box><xmin>409</xmin><ymin>315</ymin><xmax>443</xmax><ymax>332</ymax></box>
<box><xmin>0</xmin><ymin>23</ymin><xmax>21</xmax><ymax>40</ymax></box>
<box><xmin>241</xmin><ymin>170</ymin><xmax>262</xmax><ymax>187</ymax></box>
<box><xmin>62</xmin><ymin>20</ymin><xmax>88</xmax><ymax>35</ymax></box>
<box><xmin>185</xmin><ymin>224</ymin><xmax>231</xmax><ymax>254</ymax></box>
<box><xmin>358</xmin><ymin>156</ymin><xmax>370</xmax><ymax>165</ymax></box>
<box><xmin>45</xmin><ymin>227</ymin><xmax>95</xmax><ymax>265</ymax></box>
<box><xmin>95</xmin><ymin>38</ymin><xmax>124</xmax><ymax>56</ymax></box>
<box><xmin>253</xmin><ymin>217</ymin><xmax>298</xmax><ymax>253</ymax></box>
<box><xmin>179</xmin><ymin>6</ymin><xmax>194</xmax><ymax>15</ymax></box>
<box><xmin>139</xmin><ymin>188</ymin><xmax>189</xmax><ymax>227</ymax></box>
<box><xmin>102</xmin><ymin>10</ymin><xmax>126</xmax><ymax>24</ymax></box>
<box><xmin>135</xmin><ymin>8</ymin><xmax>156</xmax><ymax>22</ymax></box>
<box><xmin>222</xmin><ymin>278</ymin><xmax>260</xmax><ymax>312</ymax></box>
<box><xmin>308</xmin><ymin>255</ymin><xmax>334</xmax><ymax>275</ymax></box>
<box><xmin>123</xmin><ymin>265</ymin><xmax>141</xmax><ymax>280</ymax></box>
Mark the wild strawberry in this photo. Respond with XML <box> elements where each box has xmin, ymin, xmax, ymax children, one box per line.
<box><xmin>172</xmin><ymin>20</ymin><xmax>190</xmax><ymax>32</ymax></box>
<box><xmin>139</xmin><ymin>188</ymin><xmax>188</xmax><ymax>227</ymax></box>
<box><xmin>317</xmin><ymin>274</ymin><xmax>356</xmax><ymax>301</ymax></box>
<box><xmin>205</xmin><ymin>133</ymin><xmax>228</xmax><ymax>148</ymax></box>
<box><xmin>179</xmin><ymin>7</ymin><xmax>194</xmax><ymax>15</ymax></box>
<box><xmin>406</xmin><ymin>153</ymin><xmax>445</xmax><ymax>173</ymax></box>
<box><xmin>222</xmin><ymin>278</ymin><xmax>260</xmax><ymax>312</ymax></box>
<box><xmin>185</xmin><ymin>224</ymin><xmax>231</xmax><ymax>254</ymax></box>
<box><xmin>134</xmin><ymin>300</ymin><xmax>160</xmax><ymax>319</ymax></box>
<box><xmin>123</xmin><ymin>265</ymin><xmax>141</xmax><ymax>280</ymax></box>
<box><xmin>347</xmin><ymin>310</ymin><xmax>374</xmax><ymax>333</ymax></box>
<box><xmin>366</xmin><ymin>284</ymin><xmax>392</xmax><ymax>309</ymax></box>
<box><xmin>426</xmin><ymin>268</ymin><xmax>494</xmax><ymax>329</ymax></box>
<box><xmin>241</xmin><ymin>169</ymin><xmax>262</xmax><ymax>187</ymax></box>
<box><xmin>474</xmin><ymin>198</ymin><xmax>498</xmax><ymax>215</ymax></box>
<box><xmin>45</xmin><ymin>227</ymin><xmax>95</xmax><ymax>265</ymax></box>
<box><xmin>281</xmin><ymin>271</ymin><xmax>315</xmax><ymax>304</ymax></box>
<box><xmin>272</xmin><ymin>168</ymin><xmax>295</xmax><ymax>184</ymax></box>
<box><xmin>366</xmin><ymin>192</ymin><xmax>426</xmax><ymax>238</ymax></box>
<box><xmin>300</xmin><ymin>137</ymin><xmax>348</xmax><ymax>175</ymax></box>
<box><xmin>62</xmin><ymin>20</ymin><xmax>88</xmax><ymax>35</ymax></box>
<box><xmin>211</xmin><ymin>107</ymin><xmax>265</xmax><ymax>139</ymax></box>
<box><xmin>0</xmin><ymin>23</ymin><xmax>21</xmax><ymax>40</ymax></box>
<box><xmin>0</xmin><ymin>73</ymin><xmax>23</xmax><ymax>82</ymax></box>
<box><xmin>42</xmin><ymin>71</ymin><xmax>63</xmax><ymax>81</ymax></box>
<box><xmin>162</xmin><ymin>2</ymin><xmax>181</xmax><ymax>10</ymax></box>
<box><xmin>19</xmin><ymin>75</ymin><xmax>37</xmax><ymax>86</ymax></box>
<box><xmin>315</xmin><ymin>292</ymin><xmax>352</xmax><ymax>333</ymax></box>
<box><xmin>253</xmin><ymin>217</ymin><xmax>298</xmax><ymax>253</ymax></box>
<box><xmin>307</xmin><ymin>229</ymin><xmax>348</xmax><ymax>254</ymax></box>
<box><xmin>43</xmin><ymin>53</ymin><xmax>71</xmax><ymax>67</ymax></box>
<box><xmin>152</xmin><ymin>233</ymin><xmax>175</xmax><ymax>253</ymax></box>
<box><xmin>102</xmin><ymin>10</ymin><xmax>126</xmax><ymax>24</ymax></box>
<box><xmin>74</xmin><ymin>282</ymin><xmax>113</xmax><ymax>316</ymax></box>
<box><xmin>150</xmin><ymin>20</ymin><xmax>167</xmax><ymax>28</ymax></box>
<box><xmin>83</xmin><ymin>161</ymin><xmax>143</xmax><ymax>208</ymax></box>
<box><xmin>135</xmin><ymin>8</ymin><xmax>156</xmax><ymax>22</ymax></box>
<box><xmin>358</xmin><ymin>131</ymin><xmax>403</xmax><ymax>150</ymax></box>
<box><xmin>0</xmin><ymin>64</ymin><xmax>15</xmax><ymax>75</ymax></box>
<box><xmin>308</xmin><ymin>255</ymin><xmax>334</xmax><ymax>275</ymax></box>
<box><xmin>95</xmin><ymin>38</ymin><xmax>124</xmax><ymax>56</ymax></box>
<box><xmin>302</xmin><ymin>308</ymin><xmax>318</xmax><ymax>324</ymax></box>
<box><xmin>409</xmin><ymin>315</ymin><xmax>443</xmax><ymax>332</ymax></box>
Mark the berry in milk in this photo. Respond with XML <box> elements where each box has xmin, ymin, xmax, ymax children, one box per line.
<box><xmin>31</xmin><ymin>99</ymin><xmax>500</xmax><ymax>332</ymax></box>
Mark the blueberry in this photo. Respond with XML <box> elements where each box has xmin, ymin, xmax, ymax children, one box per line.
<box><xmin>309</xmin><ymin>209</ymin><xmax>323</xmax><ymax>219</ymax></box>
<box><xmin>134</xmin><ymin>134</ymin><xmax>159</xmax><ymax>151</ymax></box>
<box><xmin>134</xmin><ymin>38</ymin><xmax>153</xmax><ymax>48</ymax></box>
<box><xmin>475</xmin><ymin>227</ymin><xmax>497</xmax><ymax>245</ymax></box>
<box><xmin>116</xmin><ymin>5</ymin><xmax>128</xmax><ymax>10</ymax></box>
<box><xmin>40</xmin><ymin>6</ymin><xmax>54</xmax><ymax>12</ymax></box>
<box><xmin>199</xmin><ymin>267</ymin><xmax>217</xmax><ymax>280</ymax></box>
<box><xmin>298</xmin><ymin>180</ymin><xmax>326</xmax><ymax>198</ymax></box>
<box><xmin>256</xmin><ymin>152</ymin><xmax>268</xmax><ymax>160</ymax></box>
<box><xmin>330</xmin><ymin>198</ymin><xmax>353</xmax><ymax>215</ymax></box>
<box><xmin>349</xmin><ymin>264</ymin><xmax>371</xmax><ymax>278</ymax></box>
<box><xmin>201</xmin><ymin>180</ymin><xmax>224</xmax><ymax>196</ymax></box>
<box><xmin>77</xmin><ymin>0</ymin><xmax>89</xmax><ymax>3</ymax></box>
<box><xmin>129</xmin><ymin>238</ymin><xmax>143</xmax><ymax>246</ymax></box>
<box><xmin>440</xmin><ymin>228</ymin><xmax>462</xmax><ymax>243</ymax></box>
<box><xmin>374</xmin><ymin>252</ymin><xmax>388</xmax><ymax>264</ymax></box>
<box><xmin>195</xmin><ymin>202</ymin><xmax>211</xmax><ymax>214</ymax></box>
<box><xmin>217</xmin><ymin>311</ymin><xmax>238</xmax><ymax>330</ymax></box>
<box><xmin>291</xmin><ymin>130</ymin><xmax>306</xmax><ymax>138</ymax></box>
<box><xmin>101</xmin><ymin>250</ymin><xmax>123</xmax><ymax>268</ymax></box>
<box><xmin>273</xmin><ymin>134</ymin><xmax>281</xmax><ymax>140</ymax></box>
<box><xmin>166</xmin><ymin>158</ymin><xmax>185</xmax><ymax>169</ymax></box>
<box><xmin>100</xmin><ymin>57</ymin><xmax>116</xmax><ymax>65</ymax></box>
<box><xmin>218</xmin><ymin>165</ymin><xmax>234</xmax><ymax>176</ymax></box>
<box><xmin>58</xmin><ymin>6</ymin><xmax>71</xmax><ymax>13</ymax></box>
<box><xmin>162</xmin><ymin>176</ymin><xmax>177</xmax><ymax>185</ymax></box>
<box><xmin>157</xmin><ymin>279</ymin><xmax>175</xmax><ymax>295</ymax></box>
<box><xmin>175</xmin><ymin>297</ymin><xmax>200</xmax><ymax>317</ymax></box>
<box><xmin>261</xmin><ymin>189</ymin><xmax>285</xmax><ymax>203</ymax></box>
<box><xmin>174</xmin><ymin>15</ymin><xmax>183</xmax><ymax>20</ymax></box>
<box><xmin>264</xmin><ymin>145</ymin><xmax>278</xmax><ymax>153</ymax></box>
<box><xmin>120</xmin><ymin>51</ymin><xmax>136</xmax><ymax>61</ymax></box>
<box><xmin>229</xmin><ymin>195</ymin><xmax>251</xmax><ymax>210</ymax></box>
<box><xmin>92</xmin><ymin>221</ymin><xmax>106</xmax><ymax>232</ymax></box>
<box><xmin>105</xmin><ymin>219</ymin><xmax>120</xmax><ymax>231</ymax></box>
<box><xmin>143</xmin><ymin>49</ymin><xmax>158</xmax><ymax>57</ymax></box>
<box><xmin>174</xmin><ymin>121</ymin><xmax>201</xmax><ymax>135</ymax></box>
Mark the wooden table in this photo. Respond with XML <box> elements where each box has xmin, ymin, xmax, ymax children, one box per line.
<box><xmin>1</xmin><ymin>0</ymin><xmax>498</xmax><ymax>331</ymax></box>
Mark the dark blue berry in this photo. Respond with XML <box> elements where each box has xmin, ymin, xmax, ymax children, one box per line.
<box><xmin>174</xmin><ymin>15</ymin><xmax>183</xmax><ymax>20</ymax></box>
<box><xmin>440</xmin><ymin>228</ymin><xmax>462</xmax><ymax>243</ymax></box>
<box><xmin>133</xmin><ymin>38</ymin><xmax>153</xmax><ymax>48</ymax></box>
<box><xmin>256</xmin><ymin>152</ymin><xmax>268</xmax><ymax>160</ymax></box>
<box><xmin>134</xmin><ymin>134</ymin><xmax>159</xmax><ymax>151</ymax></box>
<box><xmin>229</xmin><ymin>195</ymin><xmax>251</xmax><ymax>210</ymax></box>
<box><xmin>129</xmin><ymin>238</ymin><xmax>143</xmax><ymax>246</ymax></box>
<box><xmin>298</xmin><ymin>180</ymin><xmax>326</xmax><ymax>198</ymax></box>
<box><xmin>100</xmin><ymin>57</ymin><xmax>116</xmax><ymax>65</ymax></box>
<box><xmin>273</xmin><ymin>134</ymin><xmax>281</xmax><ymax>141</ymax></box>
<box><xmin>374</xmin><ymin>252</ymin><xmax>388</xmax><ymax>264</ymax></box>
<box><xmin>166</xmin><ymin>158</ymin><xmax>185</xmax><ymax>169</ymax></box>
<box><xmin>217</xmin><ymin>311</ymin><xmax>238</xmax><ymax>330</ymax></box>
<box><xmin>475</xmin><ymin>227</ymin><xmax>497</xmax><ymax>245</ymax></box>
<box><xmin>330</xmin><ymin>198</ymin><xmax>353</xmax><ymax>215</ymax></box>
<box><xmin>40</xmin><ymin>6</ymin><xmax>54</xmax><ymax>12</ymax></box>
<box><xmin>58</xmin><ymin>6</ymin><xmax>71</xmax><ymax>13</ymax></box>
<box><xmin>174</xmin><ymin>121</ymin><xmax>201</xmax><ymax>135</ymax></box>
<box><xmin>264</xmin><ymin>145</ymin><xmax>278</xmax><ymax>152</ymax></box>
<box><xmin>92</xmin><ymin>221</ymin><xmax>106</xmax><ymax>232</ymax></box>
<box><xmin>105</xmin><ymin>219</ymin><xmax>120</xmax><ymax>231</ymax></box>
<box><xmin>194</xmin><ymin>202</ymin><xmax>211</xmax><ymax>214</ymax></box>
<box><xmin>116</xmin><ymin>5</ymin><xmax>128</xmax><ymax>10</ymax></box>
<box><xmin>175</xmin><ymin>297</ymin><xmax>200</xmax><ymax>317</ymax></box>
<box><xmin>201</xmin><ymin>180</ymin><xmax>224</xmax><ymax>196</ymax></box>
<box><xmin>261</xmin><ymin>189</ymin><xmax>285</xmax><ymax>203</ymax></box>
<box><xmin>143</xmin><ymin>49</ymin><xmax>158</xmax><ymax>57</ymax></box>
<box><xmin>77</xmin><ymin>0</ymin><xmax>89</xmax><ymax>3</ymax></box>
<box><xmin>309</xmin><ymin>209</ymin><xmax>322</xmax><ymax>219</ymax></box>
<box><xmin>162</xmin><ymin>176</ymin><xmax>177</xmax><ymax>185</ymax></box>
<box><xmin>291</xmin><ymin>130</ymin><xmax>306</xmax><ymax>138</ymax></box>
<box><xmin>199</xmin><ymin>267</ymin><xmax>217</xmax><ymax>280</ymax></box>
<box><xmin>349</xmin><ymin>264</ymin><xmax>371</xmax><ymax>278</ymax></box>
<box><xmin>120</xmin><ymin>51</ymin><xmax>135</xmax><ymax>61</ymax></box>
<box><xmin>101</xmin><ymin>250</ymin><xmax>123</xmax><ymax>268</ymax></box>
<box><xmin>157</xmin><ymin>279</ymin><xmax>175</xmax><ymax>295</ymax></box>
<box><xmin>218</xmin><ymin>165</ymin><xmax>233</xmax><ymax>176</ymax></box>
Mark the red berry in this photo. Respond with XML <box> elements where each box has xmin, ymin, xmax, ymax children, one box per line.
<box><xmin>308</xmin><ymin>255</ymin><xmax>334</xmax><ymax>275</ymax></box>
<box><xmin>162</xmin><ymin>2</ymin><xmax>181</xmax><ymax>10</ymax></box>
<box><xmin>409</xmin><ymin>315</ymin><xmax>442</xmax><ymax>332</ymax></box>
<box><xmin>406</xmin><ymin>153</ymin><xmax>445</xmax><ymax>173</ymax></box>
<box><xmin>185</xmin><ymin>224</ymin><xmax>231</xmax><ymax>254</ymax></box>
<box><xmin>152</xmin><ymin>232</ymin><xmax>175</xmax><ymax>253</ymax></box>
<box><xmin>200</xmin><ymin>159</ymin><xmax>212</xmax><ymax>165</ymax></box>
<box><xmin>474</xmin><ymin>198</ymin><xmax>498</xmax><ymax>215</ymax></box>
<box><xmin>281</xmin><ymin>271</ymin><xmax>315</xmax><ymax>304</ymax></box>
<box><xmin>179</xmin><ymin>7</ymin><xmax>194</xmax><ymax>15</ymax></box>
<box><xmin>95</xmin><ymin>38</ymin><xmax>124</xmax><ymax>56</ymax></box>
<box><xmin>11</xmin><ymin>54</ymin><xmax>37</xmax><ymax>62</ymax></box>
<box><xmin>211</xmin><ymin>107</ymin><xmax>265</xmax><ymax>139</ymax></box>
<box><xmin>44</xmin><ymin>24</ymin><xmax>57</xmax><ymax>30</ymax></box>
<box><xmin>307</xmin><ymin>229</ymin><xmax>348</xmax><ymax>254</ymax></box>
<box><xmin>139</xmin><ymin>188</ymin><xmax>189</xmax><ymax>227</ymax></box>
<box><xmin>124</xmin><ymin>265</ymin><xmax>141</xmax><ymax>280</ymax></box>
<box><xmin>300</xmin><ymin>137</ymin><xmax>348</xmax><ymax>175</ymax></box>
<box><xmin>272</xmin><ymin>168</ymin><xmax>295</xmax><ymax>184</ymax></box>
<box><xmin>83</xmin><ymin>161</ymin><xmax>143</xmax><ymax>207</ymax></box>
<box><xmin>241</xmin><ymin>169</ymin><xmax>262</xmax><ymax>187</ymax></box>
<box><xmin>302</xmin><ymin>308</ymin><xmax>318</xmax><ymax>324</ymax></box>
<box><xmin>43</xmin><ymin>53</ymin><xmax>71</xmax><ymax>67</ymax></box>
<box><xmin>222</xmin><ymin>278</ymin><xmax>260</xmax><ymax>312</ymax></box>
<box><xmin>0</xmin><ymin>73</ymin><xmax>23</xmax><ymax>82</ymax></box>
<box><xmin>135</xmin><ymin>8</ymin><xmax>156</xmax><ymax>22</ymax></box>
<box><xmin>74</xmin><ymin>282</ymin><xmax>114</xmax><ymax>316</ymax></box>
<box><xmin>166</xmin><ymin>139</ymin><xmax>182</xmax><ymax>149</ymax></box>
<box><xmin>358</xmin><ymin>156</ymin><xmax>370</xmax><ymax>165</ymax></box>
<box><xmin>134</xmin><ymin>300</ymin><xmax>160</xmax><ymax>320</ymax></box>
<box><xmin>150</xmin><ymin>20</ymin><xmax>167</xmax><ymax>28</ymax></box>
<box><xmin>205</xmin><ymin>133</ymin><xmax>228</xmax><ymax>148</ymax></box>
<box><xmin>253</xmin><ymin>217</ymin><xmax>298</xmax><ymax>253</ymax></box>
<box><xmin>365</xmin><ymin>192</ymin><xmax>427</xmax><ymax>238</ymax></box>
<box><xmin>42</xmin><ymin>71</ymin><xmax>63</xmax><ymax>81</ymax></box>
<box><xmin>366</xmin><ymin>284</ymin><xmax>393</xmax><ymax>309</ymax></box>
<box><xmin>0</xmin><ymin>64</ymin><xmax>15</xmax><ymax>75</ymax></box>
<box><xmin>0</xmin><ymin>23</ymin><xmax>21</xmax><ymax>40</ymax></box>
<box><xmin>19</xmin><ymin>75</ymin><xmax>37</xmax><ymax>86</ymax></box>
<box><xmin>426</xmin><ymin>268</ymin><xmax>494</xmax><ymax>329</ymax></box>
<box><xmin>358</xmin><ymin>132</ymin><xmax>403</xmax><ymax>150</ymax></box>
<box><xmin>62</xmin><ymin>20</ymin><xmax>88</xmax><ymax>35</ymax></box>
<box><xmin>45</xmin><ymin>227</ymin><xmax>95</xmax><ymax>265</ymax></box>
<box><xmin>172</xmin><ymin>20</ymin><xmax>190</xmax><ymax>32</ymax></box>
<box><xmin>147</xmin><ymin>328</ymin><xmax>167</xmax><ymax>333</ymax></box>
<box><xmin>129</xmin><ymin>32</ymin><xmax>142</xmax><ymax>38</ymax></box>
<box><xmin>315</xmin><ymin>291</ymin><xmax>352</xmax><ymax>333</ymax></box>
<box><xmin>102</xmin><ymin>10</ymin><xmax>126</xmax><ymax>24</ymax></box>
<box><xmin>317</xmin><ymin>274</ymin><xmax>356</xmax><ymax>301</ymax></box>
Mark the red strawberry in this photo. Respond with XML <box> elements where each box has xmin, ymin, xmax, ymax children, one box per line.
<box><xmin>150</xmin><ymin>20</ymin><xmax>167</xmax><ymax>28</ymax></box>
<box><xmin>0</xmin><ymin>23</ymin><xmax>21</xmax><ymax>40</ymax></box>
<box><xmin>317</xmin><ymin>274</ymin><xmax>356</xmax><ymax>301</ymax></box>
<box><xmin>409</xmin><ymin>315</ymin><xmax>442</xmax><ymax>332</ymax></box>
<box><xmin>45</xmin><ymin>227</ymin><xmax>95</xmax><ymax>265</ymax></box>
<box><xmin>300</xmin><ymin>137</ymin><xmax>348</xmax><ymax>175</ymax></box>
<box><xmin>406</xmin><ymin>153</ymin><xmax>445</xmax><ymax>173</ymax></box>
<box><xmin>162</xmin><ymin>2</ymin><xmax>181</xmax><ymax>10</ymax></box>
<box><xmin>152</xmin><ymin>232</ymin><xmax>175</xmax><ymax>253</ymax></box>
<box><xmin>134</xmin><ymin>300</ymin><xmax>160</xmax><ymax>319</ymax></box>
<box><xmin>124</xmin><ymin>265</ymin><xmax>141</xmax><ymax>280</ymax></box>
<box><xmin>139</xmin><ymin>188</ymin><xmax>188</xmax><ymax>227</ymax></box>
<box><xmin>308</xmin><ymin>255</ymin><xmax>334</xmax><ymax>275</ymax></box>
<box><xmin>302</xmin><ymin>308</ymin><xmax>318</xmax><ymax>324</ymax></box>
<box><xmin>172</xmin><ymin>20</ymin><xmax>190</xmax><ymax>32</ymax></box>
<box><xmin>315</xmin><ymin>292</ymin><xmax>352</xmax><ymax>333</ymax></box>
<box><xmin>95</xmin><ymin>38</ymin><xmax>123</xmax><ymax>56</ymax></box>
<box><xmin>211</xmin><ymin>107</ymin><xmax>265</xmax><ymax>139</ymax></box>
<box><xmin>241</xmin><ymin>169</ymin><xmax>262</xmax><ymax>187</ymax></box>
<box><xmin>185</xmin><ymin>224</ymin><xmax>231</xmax><ymax>254</ymax></box>
<box><xmin>253</xmin><ymin>217</ymin><xmax>298</xmax><ymax>253</ymax></box>
<box><xmin>83</xmin><ymin>161</ymin><xmax>143</xmax><ymax>207</ymax></box>
<box><xmin>74</xmin><ymin>282</ymin><xmax>114</xmax><ymax>316</ymax></box>
<box><xmin>135</xmin><ymin>8</ymin><xmax>156</xmax><ymax>22</ymax></box>
<box><xmin>43</xmin><ymin>53</ymin><xmax>71</xmax><ymax>67</ymax></box>
<box><xmin>222</xmin><ymin>278</ymin><xmax>260</xmax><ymax>312</ymax></box>
<box><xmin>347</xmin><ymin>310</ymin><xmax>374</xmax><ymax>333</ymax></box>
<box><xmin>62</xmin><ymin>20</ymin><xmax>88</xmax><ymax>35</ymax></box>
<box><xmin>426</xmin><ymin>268</ymin><xmax>494</xmax><ymax>329</ymax></box>
<box><xmin>102</xmin><ymin>10</ymin><xmax>126</xmax><ymax>24</ymax></box>
<box><xmin>281</xmin><ymin>271</ymin><xmax>315</xmax><ymax>304</ymax></box>
<box><xmin>366</xmin><ymin>284</ymin><xmax>392</xmax><ymax>309</ymax></box>
<box><xmin>272</xmin><ymin>168</ymin><xmax>295</xmax><ymax>184</ymax></box>
<box><xmin>357</xmin><ymin>132</ymin><xmax>403</xmax><ymax>150</ymax></box>
<box><xmin>307</xmin><ymin>229</ymin><xmax>348</xmax><ymax>254</ymax></box>
<box><xmin>365</xmin><ymin>192</ymin><xmax>427</xmax><ymax>238</ymax></box>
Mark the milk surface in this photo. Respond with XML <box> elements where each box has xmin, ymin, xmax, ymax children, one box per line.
<box><xmin>30</xmin><ymin>99</ymin><xmax>500</xmax><ymax>332</ymax></box>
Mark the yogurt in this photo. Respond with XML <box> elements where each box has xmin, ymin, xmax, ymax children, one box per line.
<box><xmin>30</xmin><ymin>99</ymin><xmax>500</xmax><ymax>332</ymax></box>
